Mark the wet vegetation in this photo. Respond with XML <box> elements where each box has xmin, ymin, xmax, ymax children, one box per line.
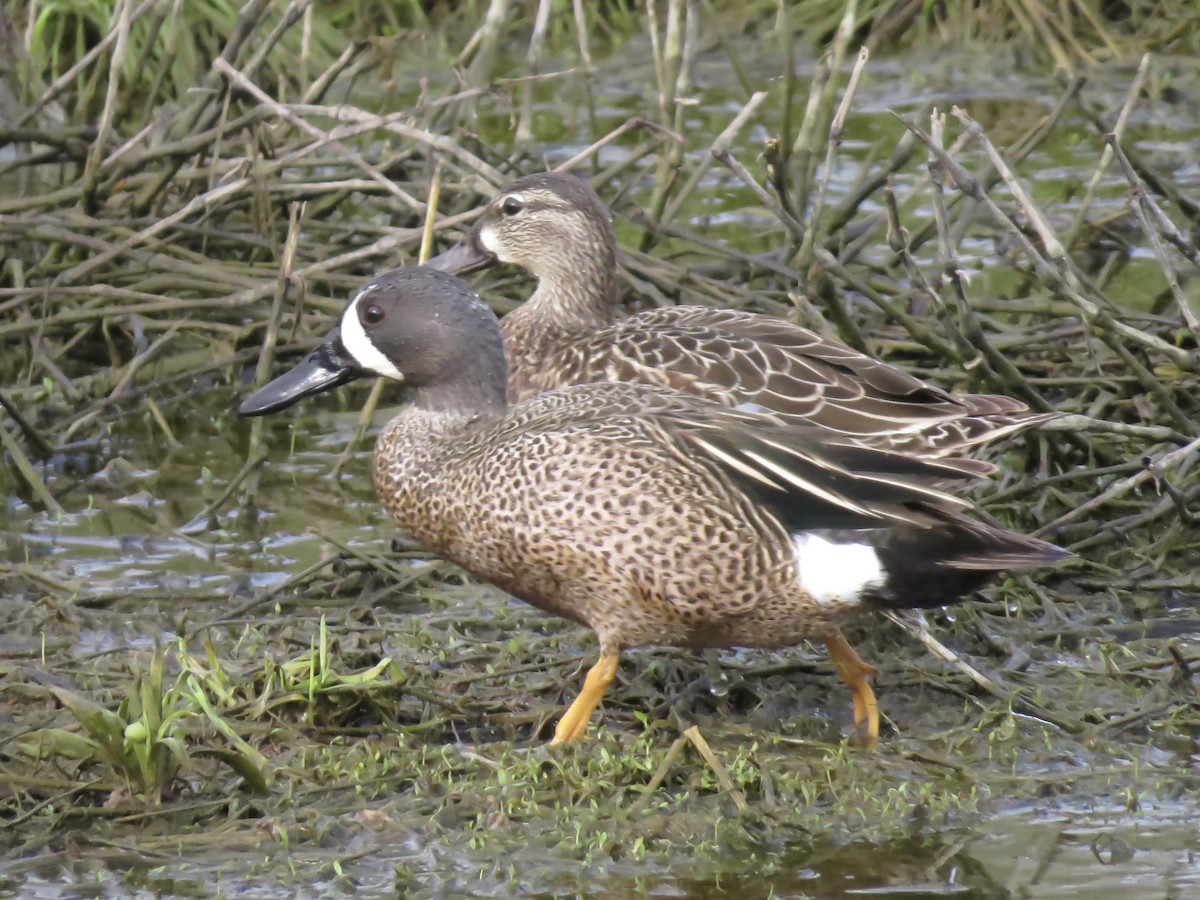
<box><xmin>2</xmin><ymin>0</ymin><xmax>1200</xmax><ymax>895</ymax></box>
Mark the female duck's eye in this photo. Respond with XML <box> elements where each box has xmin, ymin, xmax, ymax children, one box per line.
<box><xmin>363</xmin><ymin>304</ymin><xmax>385</xmax><ymax>325</ymax></box>
<box><xmin>500</xmin><ymin>196</ymin><xmax>524</xmax><ymax>216</ymax></box>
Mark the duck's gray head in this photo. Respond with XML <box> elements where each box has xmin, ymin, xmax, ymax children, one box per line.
<box><xmin>239</xmin><ymin>266</ymin><xmax>507</xmax><ymax>417</ymax></box>
<box><xmin>429</xmin><ymin>172</ymin><xmax>617</xmax><ymax>283</ymax></box>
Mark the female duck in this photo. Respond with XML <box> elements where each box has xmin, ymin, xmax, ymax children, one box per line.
<box><xmin>241</xmin><ymin>267</ymin><xmax>1067</xmax><ymax>744</ymax></box>
<box><xmin>430</xmin><ymin>172</ymin><xmax>1055</xmax><ymax>456</ymax></box>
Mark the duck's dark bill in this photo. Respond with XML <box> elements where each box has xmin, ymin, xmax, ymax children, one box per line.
<box><xmin>425</xmin><ymin>236</ymin><xmax>494</xmax><ymax>275</ymax></box>
<box><xmin>239</xmin><ymin>336</ymin><xmax>365</xmax><ymax>417</ymax></box>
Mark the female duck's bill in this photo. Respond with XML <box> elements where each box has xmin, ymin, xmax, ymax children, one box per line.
<box><xmin>425</xmin><ymin>230</ymin><xmax>495</xmax><ymax>276</ymax></box>
<box><xmin>239</xmin><ymin>265</ymin><xmax>1069</xmax><ymax>746</ymax></box>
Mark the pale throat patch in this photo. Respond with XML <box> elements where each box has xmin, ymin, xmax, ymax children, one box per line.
<box><xmin>339</xmin><ymin>285</ymin><xmax>405</xmax><ymax>381</ymax></box>
<box><xmin>792</xmin><ymin>533</ymin><xmax>885</xmax><ymax>607</ymax></box>
<box><xmin>477</xmin><ymin>221</ymin><xmax>509</xmax><ymax>262</ymax></box>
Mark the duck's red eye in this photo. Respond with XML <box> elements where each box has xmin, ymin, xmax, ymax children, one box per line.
<box><xmin>363</xmin><ymin>304</ymin><xmax>385</xmax><ymax>325</ymax></box>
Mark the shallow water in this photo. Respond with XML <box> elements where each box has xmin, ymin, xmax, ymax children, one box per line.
<box><xmin>3</xmin><ymin>31</ymin><xmax>1200</xmax><ymax>900</ymax></box>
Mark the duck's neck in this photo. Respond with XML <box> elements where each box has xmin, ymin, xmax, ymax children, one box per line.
<box><xmin>410</xmin><ymin>371</ymin><xmax>508</xmax><ymax>420</ymax></box>
<box><xmin>409</xmin><ymin>335</ymin><xmax>509</xmax><ymax>419</ymax></box>
<box><xmin>511</xmin><ymin>238</ymin><xmax>620</xmax><ymax>337</ymax></box>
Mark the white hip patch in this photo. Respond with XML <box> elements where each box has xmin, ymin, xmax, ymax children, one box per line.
<box><xmin>792</xmin><ymin>533</ymin><xmax>885</xmax><ymax>608</ymax></box>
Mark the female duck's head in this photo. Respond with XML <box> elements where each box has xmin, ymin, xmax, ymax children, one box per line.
<box><xmin>429</xmin><ymin>172</ymin><xmax>617</xmax><ymax>290</ymax></box>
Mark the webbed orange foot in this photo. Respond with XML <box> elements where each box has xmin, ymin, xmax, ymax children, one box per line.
<box><xmin>550</xmin><ymin>652</ymin><xmax>620</xmax><ymax>744</ymax></box>
<box><xmin>824</xmin><ymin>632</ymin><xmax>879</xmax><ymax>745</ymax></box>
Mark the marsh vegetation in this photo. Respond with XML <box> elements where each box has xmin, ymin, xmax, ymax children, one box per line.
<box><xmin>2</xmin><ymin>0</ymin><xmax>1199</xmax><ymax>895</ymax></box>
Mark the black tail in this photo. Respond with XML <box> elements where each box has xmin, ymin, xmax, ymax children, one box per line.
<box><xmin>850</xmin><ymin>506</ymin><xmax>1070</xmax><ymax>611</ymax></box>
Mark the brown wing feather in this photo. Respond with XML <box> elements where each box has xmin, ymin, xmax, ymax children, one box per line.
<box><xmin>500</xmin><ymin>297</ymin><xmax>1058</xmax><ymax>455</ymax></box>
<box><xmin>624</xmin><ymin>305</ymin><xmax>1028</xmax><ymax>415</ymax></box>
<box><xmin>516</xmin><ymin>306</ymin><xmax>1054</xmax><ymax>451</ymax></box>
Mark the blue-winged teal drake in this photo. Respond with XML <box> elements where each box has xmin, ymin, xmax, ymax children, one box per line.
<box><xmin>430</xmin><ymin>172</ymin><xmax>1058</xmax><ymax>458</ymax></box>
<box><xmin>241</xmin><ymin>266</ymin><xmax>1068</xmax><ymax>744</ymax></box>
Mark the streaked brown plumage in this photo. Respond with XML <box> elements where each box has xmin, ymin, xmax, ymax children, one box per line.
<box><xmin>240</xmin><ymin>267</ymin><xmax>1068</xmax><ymax>744</ymax></box>
<box><xmin>429</xmin><ymin>171</ymin><xmax>1058</xmax><ymax>458</ymax></box>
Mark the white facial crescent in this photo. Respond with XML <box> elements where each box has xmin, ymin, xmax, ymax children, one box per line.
<box><xmin>339</xmin><ymin>284</ymin><xmax>405</xmax><ymax>381</ymax></box>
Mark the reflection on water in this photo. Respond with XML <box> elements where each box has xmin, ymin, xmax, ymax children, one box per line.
<box><xmin>2</xmin><ymin>804</ymin><xmax>1196</xmax><ymax>897</ymax></box>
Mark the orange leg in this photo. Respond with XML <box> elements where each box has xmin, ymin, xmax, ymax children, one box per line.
<box><xmin>551</xmin><ymin>652</ymin><xmax>620</xmax><ymax>744</ymax></box>
<box><xmin>824</xmin><ymin>632</ymin><xmax>880</xmax><ymax>744</ymax></box>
